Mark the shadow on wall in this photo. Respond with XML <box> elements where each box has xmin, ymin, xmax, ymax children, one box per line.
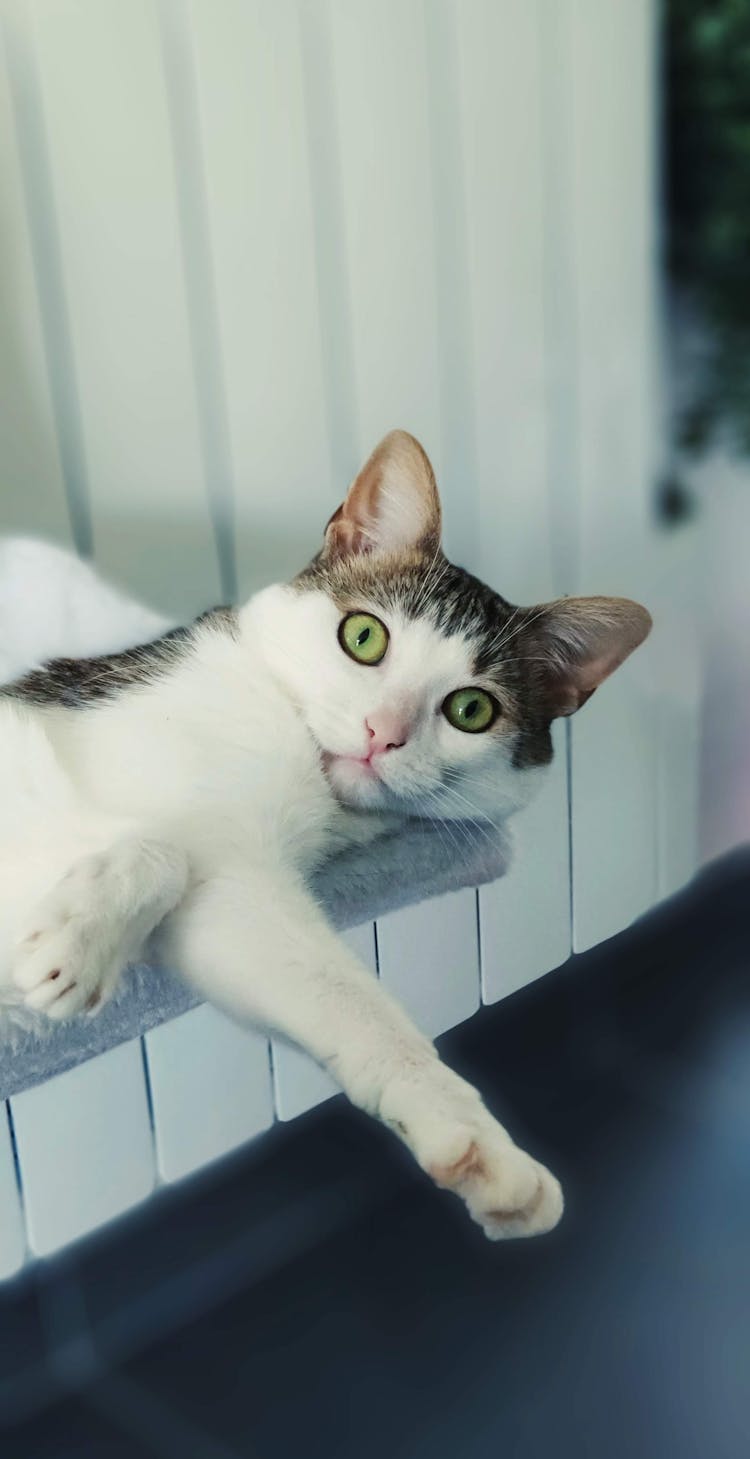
<box><xmin>77</xmin><ymin>515</ymin><xmax>332</xmax><ymax>620</ymax></box>
<box><xmin>0</xmin><ymin>152</ymin><xmax>71</xmax><ymax>547</ymax></box>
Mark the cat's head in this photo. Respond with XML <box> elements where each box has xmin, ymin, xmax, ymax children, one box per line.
<box><xmin>260</xmin><ymin>431</ymin><xmax>651</xmax><ymax>823</ymax></box>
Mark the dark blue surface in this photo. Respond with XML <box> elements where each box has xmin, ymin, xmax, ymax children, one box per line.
<box><xmin>2</xmin><ymin>850</ymin><xmax>749</xmax><ymax>1458</ymax></box>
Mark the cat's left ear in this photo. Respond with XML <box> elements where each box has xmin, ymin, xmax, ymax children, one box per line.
<box><xmin>527</xmin><ymin>596</ymin><xmax>652</xmax><ymax>717</ymax></box>
<box><xmin>323</xmin><ymin>430</ymin><xmax>442</xmax><ymax>559</ymax></box>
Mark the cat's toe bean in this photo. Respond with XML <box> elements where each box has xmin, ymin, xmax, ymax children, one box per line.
<box><xmin>23</xmin><ymin>968</ymin><xmax>77</xmax><ymax>1012</ymax></box>
<box><xmin>427</xmin><ymin>1123</ymin><xmax>563</xmax><ymax>1240</ymax></box>
<box><xmin>12</xmin><ymin>919</ymin><xmax>117</xmax><ymax>1018</ymax></box>
<box><xmin>26</xmin><ymin>957</ymin><xmax>112</xmax><ymax>1019</ymax></box>
<box><xmin>474</xmin><ymin>1153</ymin><xmax>564</xmax><ymax>1240</ymax></box>
<box><xmin>25</xmin><ymin>962</ymin><xmax>109</xmax><ymax>1020</ymax></box>
<box><xmin>23</xmin><ymin>982</ymin><xmax>86</xmax><ymax>1022</ymax></box>
<box><xmin>12</xmin><ymin>939</ymin><xmax>66</xmax><ymax>991</ymax></box>
<box><xmin>42</xmin><ymin>982</ymin><xmax>92</xmax><ymax>1021</ymax></box>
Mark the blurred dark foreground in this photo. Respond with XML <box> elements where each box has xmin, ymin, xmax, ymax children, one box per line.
<box><xmin>2</xmin><ymin>847</ymin><xmax>749</xmax><ymax>1458</ymax></box>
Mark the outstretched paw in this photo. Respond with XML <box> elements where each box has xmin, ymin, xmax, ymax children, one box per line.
<box><xmin>382</xmin><ymin>1071</ymin><xmax>563</xmax><ymax>1240</ymax></box>
<box><xmin>428</xmin><ymin>1131</ymin><xmax>563</xmax><ymax>1240</ymax></box>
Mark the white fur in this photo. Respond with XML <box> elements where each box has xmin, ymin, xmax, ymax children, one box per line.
<box><xmin>0</xmin><ymin>537</ymin><xmax>171</xmax><ymax>682</ymax></box>
<box><xmin>0</xmin><ymin>536</ymin><xmax>562</xmax><ymax>1240</ymax></box>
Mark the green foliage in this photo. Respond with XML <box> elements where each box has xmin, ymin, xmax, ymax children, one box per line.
<box><xmin>666</xmin><ymin>0</ymin><xmax>750</xmax><ymax>451</ymax></box>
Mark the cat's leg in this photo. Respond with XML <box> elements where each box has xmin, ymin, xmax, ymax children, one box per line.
<box><xmin>159</xmin><ymin>869</ymin><xmax>563</xmax><ymax>1240</ymax></box>
<box><xmin>12</xmin><ymin>837</ymin><xmax>188</xmax><ymax>1019</ymax></box>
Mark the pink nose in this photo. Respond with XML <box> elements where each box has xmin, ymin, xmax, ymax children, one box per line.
<box><xmin>365</xmin><ymin>711</ymin><xmax>409</xmax><ymax>755</ymax></box>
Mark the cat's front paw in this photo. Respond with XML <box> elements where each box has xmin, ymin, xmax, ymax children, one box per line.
<box><xmin>13</xmin><ymin>922</ymin><xmax>120</xmax><ymax>1020</ymax></box>
<box><xmin>381</xmin><ymin>1072</ymin><xmax>563</xmax><ymax>1240</ymax></box>
<box><xmin>427</xmin><ymin>1130</ymin><xmax>563</xmax><ymax>1240</ymax></box>
<box><xmin>12</xmin><ymin>868</ymin><xmax>123</xmax><ymax>1020</ymax></box>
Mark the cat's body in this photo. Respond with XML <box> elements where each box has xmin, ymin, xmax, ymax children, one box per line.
<box><xmin>0</xmin><ymin>595</ymin><xmax>391</xmax><ymax>988</ymax></box>
<box><xmin>0</xmin><ymin>432</ymin><xmax>651</xmax><ymax>1240</ymax></box>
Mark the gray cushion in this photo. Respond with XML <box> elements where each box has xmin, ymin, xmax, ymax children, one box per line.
<box><xmin>0</xmin><ymin>817</ymin><xmax>510</xmax><ymax>1099</ymax></box>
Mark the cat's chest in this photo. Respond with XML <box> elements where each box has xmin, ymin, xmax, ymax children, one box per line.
<box><xmin>230</xmin><ymin>736</ymin><xmax>338</xmax><ymax>866</ymax></box>
<box><xmin>154</xmin><ymin>720</ymin><xmax>339</xmax><ymax>873</ymax></box>
<box><xmin>47</xmin><ymin>685</ymin><xmax>340</xmax><ymax>873</ymax></box>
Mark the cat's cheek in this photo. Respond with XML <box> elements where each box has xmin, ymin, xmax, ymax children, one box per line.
<box><xmin>306</xmin><ymin>699</ymin><xmax>371</xmax><ymax>760</ymax></box>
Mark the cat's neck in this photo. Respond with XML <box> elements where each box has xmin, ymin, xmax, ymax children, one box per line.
<box><xmin>39</xmin><ymin>603</ymin><xmax>311</xmax><ymax>806</ymax></box>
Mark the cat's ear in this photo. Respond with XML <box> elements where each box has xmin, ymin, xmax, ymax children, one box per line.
<box><xmin>528</xmin><ymin>596</ymin><xmax>652</xmax><ymax>717</ymax></box>
<box><xmin>323</xmin><ymin>430</ymin><xmax>442</xmax><ymax>559</ymax></box>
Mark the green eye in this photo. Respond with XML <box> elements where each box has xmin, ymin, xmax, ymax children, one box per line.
<box><xmin>339</xmin><ymin>612</ymin><xmax>389</xmax><ymax>665</ymax></box>
<box><xmin>442</xmin><ymin>687</ymin><xmax>498</xmax><ymax>734</ymax></box>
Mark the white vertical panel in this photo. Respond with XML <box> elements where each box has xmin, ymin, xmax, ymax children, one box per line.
<box><xmin>567</xmin><ymin>0</ymin><xmax>657</xmax><ymax>592</ymax></box>
<box><xmin>457</xmin><ymin>0</ymin><xmax>572</xmax><ymax>989</ymax></box>
<box><xmin>0</xmin><ymin>1105</ymin><xmax>25</xmax><ymax>1280</ymax></box>
<box><xmin>480</xmin><ymin>723</ymin><xmax>570</xmax><ymax>1002</ymax></box>
<box><xmin>557</xmin><ymin>0</ymin><xmax>659</xmax><ymax>949</ymax></box>
<box><xmin>10</xmin><ymin>1042</ymin><xmax>154</xmax><ymax>1257</ymax></box>
<box><xmin>377</xmin><ymin>889</ymin><xmax>479</xmax><ymax>1039</ymax></box>
<box><xmin>458</xmin><ymin>0</ymin><xmax>552</xmax><ymax>605</ymax></box>
<box><xmin>273</xmin><ymin>922</ymin><xmax>377</xmax><ymax>1122</ymax></box>
<box><xmin>188</xmin><ymin>0</ymin><xmax>333</xmax><ymax>596</ymax></box>
<box><xmin>145</xmin><ymin>1005</ymin><xmax>274</xmax><ymax>1183</ymax></box>
<box><xmin>421</xmin><ymin>0</ymin><xmax>479</xmax><ymax>571</ymax></box>
<box><xmin>0</xmin><ymin>18</ymin><xmax>72</xmax><ymax>543</ymax></box>
<box><xmin>328</xmin><ymin>0</ymin><xmax>443</xmax><ymax>487</ymax></box>
<box><xmin>28</xmin><ymin>0</ymin><xmax>220</xmax><ymax>616</ymax></box>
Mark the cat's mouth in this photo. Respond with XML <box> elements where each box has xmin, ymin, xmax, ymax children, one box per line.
<box><xmin>320</xmin><ymin>749</ymin><xmax>388</xmax><ymax>806</ymax></box>
<box><xmin>321</xmin><ymin>749</ymin><xmax>381</xmax><ymax>782</ymax></box>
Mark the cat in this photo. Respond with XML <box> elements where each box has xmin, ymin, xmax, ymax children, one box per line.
<box><xmin>0</xmin><ymin>430</ymin><xmax>651</xmax><ymax>1240</ymax></box>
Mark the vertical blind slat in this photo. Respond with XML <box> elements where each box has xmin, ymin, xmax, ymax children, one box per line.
<box><xmin>0</xmin><ymin>5</ymin><xmax>84</xmax><ymax>549</ymax></box>
<box><xmin>189</xmin><ymin>0</ymin><xmax>335</xmax><ymax>598</ymax></box>
<box><xmin>30</xmin><ymin>0</ymin><xmax>221</xmax><ymax>617</ymax></box>
<box><xmin>558</xmin><ymin>0</ymin><xmax>660</xmax><ymax>950</ymax></box>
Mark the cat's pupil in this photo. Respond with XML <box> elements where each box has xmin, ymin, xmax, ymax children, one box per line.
<box><xmin>465</xmin><ymin>699</ymin><xmax>478</xmax><ymax>718</ymax></box>
<box><xmin>358</xmin><ymin>628</ymin><xmax>370</xmax><ymax>645</ymax></box>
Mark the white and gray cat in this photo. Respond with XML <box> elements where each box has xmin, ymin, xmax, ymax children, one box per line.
<box><xmin>0</xmin><ymin>431</ymin><xmax>651</xmax><ymax>1240</ymax></box>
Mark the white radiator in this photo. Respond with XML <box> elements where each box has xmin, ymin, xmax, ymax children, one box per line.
<box><xmin>0</xmin><ymin>0</ymin><xmax>700</xmax><ymax>1276</ymax></box>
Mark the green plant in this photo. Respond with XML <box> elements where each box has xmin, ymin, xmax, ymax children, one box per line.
<box><xmin>666</xmin><ymin>0</ymin><xmax>750</xmax><ymax>451</ymax></box>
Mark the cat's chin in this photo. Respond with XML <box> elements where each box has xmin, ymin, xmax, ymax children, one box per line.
<box><xmin>321</xmin><ymin>751</ymin><xmax>390</xmax><ymax>810</ymax></box>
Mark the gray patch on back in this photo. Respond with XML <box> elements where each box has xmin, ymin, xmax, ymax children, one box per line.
<box><xmin>1</xmin><ymin>606</ymin><xmax>238</xmax><ymax>709</ymax></box>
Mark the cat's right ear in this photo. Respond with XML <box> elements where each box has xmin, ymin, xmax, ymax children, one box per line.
<box><xmin>323</xmin><ymin>430</ymin><xmax>442</xmax><ymax>560</ymax></box>
<box><xmin>527</xmin><ymin>596</ymin><xmax>653</xmax><ymax>717</ymax></box>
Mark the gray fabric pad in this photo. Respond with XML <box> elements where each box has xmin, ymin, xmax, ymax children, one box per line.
<box><xmin>1</xmin><ymin>818</ymin><xmax>510</xmax><ymax>1099</ymax></box>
